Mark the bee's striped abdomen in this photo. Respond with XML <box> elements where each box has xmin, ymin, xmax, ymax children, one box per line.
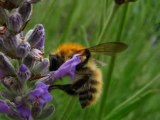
<box><xmin>78</xmin><ymin>78</ymin><xmax>101</xmax><ymax>108</ymax></box>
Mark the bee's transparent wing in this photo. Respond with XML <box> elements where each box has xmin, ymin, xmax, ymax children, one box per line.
<box><xmin>87</xmin><ymin>42</ymin><xmax>127</xmax><ymax>56</ymax></box>
<box><xmin>93</xmin><ymin>59</ymin><xmax>107</xmax><ymax>67</ymax></box>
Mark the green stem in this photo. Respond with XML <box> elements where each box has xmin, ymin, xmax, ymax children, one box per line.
<box><xmin>81</xmin><ymin>26</ymin><xmax>90</xmax><ymax>47</ymax></box>
<box><xmin>96</xmin><ymin>4</ymin><xmax>119</xmax><ymax>44</ymax></box>
<box><xmin>97</xmin><ymin>4</ymin><xmax>128</xmax><ymax>119</ymax></box>
<box><xmin>60</xmin><ymin>0</ymin><xmax>79</xmax><ymax>43</ymax></box>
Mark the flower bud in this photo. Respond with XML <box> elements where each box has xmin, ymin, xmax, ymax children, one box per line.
<box><xmin>0</xmin><ymin>7</ymin><xmax>6</xmax><ymax>25</ymax></box>
<box><xmin>27</xmin><ymin>24</ymin><xmax>44</xmax><ymax>47</ymax></box>
<box><xmin>35</xmin><ymin>34</ymin><xmax>45</xmax><ymax>51</ymax></box>
<box><xmin>10</xmin><ymin>0</ymin><xmax>24</xmax><ymax>7</ymax></box>
<box><xmin>0</xmin><ymin>0</ymin><xmax>18</xmax><ymax>10</ymax></box>
<box><xmin>33</xmin><ymin>58</ymin><xmax>49</xmax><ymax>74</ymax></box>
<box><xmin>0</xmin><ymin>68</ymin><xmax>6</xmax><ymax>79</ymax></box>
<box><xmin>18</xmin><ymin>1</ymin><xmax>32</xmax><ymax>23</ymax></box>
<box><xmin>6</xmin><ymin>12</ymin><xmax>23</xmax><ymax>33</ymax></box>
<box><xmin>23</xmin><ymin>54</ymin><xmax>35</xmax><ymax>69</ymax></box>
<box><xmin>0</xmin><ymin>36</ymin><xmax>6</xmax><ymax>52</ymax></box>
<box><xmin>16</xmin><ymin>41</ymin><xmax>31</xmax><ymax>58</ymax></box>
<box><xmin>17</xmin><ymin>64</ymin><xmax>31</xmax><ymax>83</ymax></box>
<box><xmin>30</xmin><ymin>48</ymin><xmax>43</xmax><ymax>61</ymax></box>
<box><xmin>0</xmin><ymin>52</ymin><xmax>15</xmax><ymax>75</ymax></box>
<box><xmin>3</xmin><ymin>32</ymin><xmax>18</xmax><ymax>53</ymax></box>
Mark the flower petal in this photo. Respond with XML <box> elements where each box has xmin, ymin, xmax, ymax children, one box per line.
<box><xmin>53</xmin><ymin>54</ymin><xmax>81</xmax><ymax>80</ymax></box>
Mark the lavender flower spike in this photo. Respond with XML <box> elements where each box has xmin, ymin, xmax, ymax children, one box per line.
<box><xmin>50</xmin><ymin>54</ymin><xmax>81</xmax><ymax>81</ymax></box>
<box><xmin>17</xmin><ymin>64</ymin><xmax>31</xmax><ymax>83</ymax></box>
<box><xmin>27</xmin><ymin>24</ymin><xmax>45</xmax><ymax>47</ymax></box>
<box><xmin>28</xmin><ymin>82</ymin><xmax>52</xmax><ymax>108</ymax></box>
<box><xmin>0</xmin><ymin>100</ymin><xmax>12</xmax><ymax>114</ymax></box>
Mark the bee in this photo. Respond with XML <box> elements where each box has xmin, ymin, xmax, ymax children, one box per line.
<box><xmin>49</xmin><ymin>42</ymin><xmax>127</xmax><ymax>108</ymax></box>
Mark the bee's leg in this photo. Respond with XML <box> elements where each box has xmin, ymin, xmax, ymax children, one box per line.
<box><xmin>49</xmin><ymin>75</ymin><xmax>89</xmax><ymax>95</ymax></box>
<box><xmin>76</xmin><ymin>49</ymin><xmax>91</xmax><ymax>70</ymax></box>
<box><xmin>49</xmin><ymin>84</ymin><xmax>77</xmax><ymax>95</ymax></box>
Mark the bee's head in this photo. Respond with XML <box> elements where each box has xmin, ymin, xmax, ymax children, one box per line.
<box><xmin>49</xmin><ymin>54</ymin><xmax>64</xmax><ymax>71</ymax></box>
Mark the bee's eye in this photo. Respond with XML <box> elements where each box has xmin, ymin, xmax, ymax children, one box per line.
<box><xmin>49</xmin><ymin>55</ymin><xmax>62</xmax><ymax>71</ymax></box>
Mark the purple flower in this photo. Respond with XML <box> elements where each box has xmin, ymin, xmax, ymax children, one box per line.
<box><xmin>16</xmin><ymin>41</ymin><xmax>31</xmax><ymax>58</ymax></box>
<box><xmin>17</xmin><ymin>64</ymin><xmax>31</xmax><ymax>82</ymax></box>
<box><xmin>27</xmin><ymin>24</ymin><xmax>45</xmax><ymax>47</ymax></box>
<box><xmin>50</xmin><ymin>54</ymin><xmax>81</xmax><ymax>81</ymax></box>
<box><xmin>17</xmin><ymin>103</ymin><xmax>32</xmax><ymax>120</ymax></box>
<box><xmin>28</xmin><ymin>82</ymin><xmax>52</xmax><ymax>107</ymax></box>
<box><xmin>0</xmin><ymin>100</ymin><xmax>12</xmax><ymax>114</ymax></box>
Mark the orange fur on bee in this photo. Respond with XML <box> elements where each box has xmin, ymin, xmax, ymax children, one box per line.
<box><xmin>54</xmin><ymin>43</ymin><xmax>85</xmax><ymax>54</ymax></box>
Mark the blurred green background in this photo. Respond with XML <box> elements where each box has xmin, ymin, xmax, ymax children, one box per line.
<box><xmin>3</xmin><ymin>0</ymin><xmax>160</xmax><ymax>120</ymax></box>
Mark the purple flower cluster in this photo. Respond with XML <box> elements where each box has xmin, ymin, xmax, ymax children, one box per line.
<box><xmin>0</xmin><ymin>1</ymin><xmax>81</xmax><ymax>120</ymax></box>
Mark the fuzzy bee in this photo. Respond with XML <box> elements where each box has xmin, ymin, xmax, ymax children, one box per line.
<box><xmin>49</xmin><ymin>42</ymin><xmax>127</xmax><ymax>108</ymax></box>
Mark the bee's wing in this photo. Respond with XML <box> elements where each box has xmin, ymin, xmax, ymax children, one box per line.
<box><xmin>87</xmin><ymin>42</ymin><xmax>127</xmax><ymax>56</ymax></box>
<box><xmin>93</xmin><ymin>59</ymin><xmax>107</xmax><ymax>67</ymax></box>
